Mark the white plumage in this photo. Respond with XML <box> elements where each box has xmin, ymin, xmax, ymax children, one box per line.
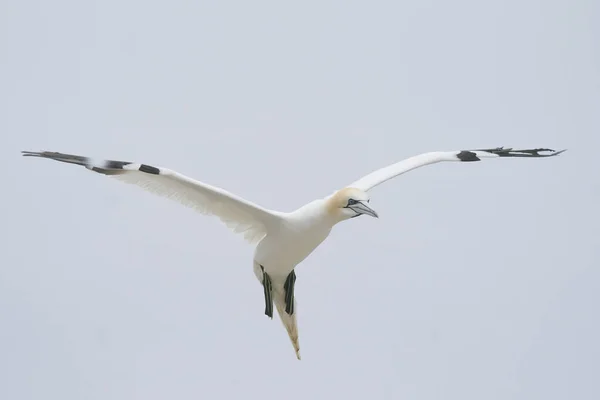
<box><xmin>22</xmin><ymin>146</ymin><xmax>565</xmax><ymax>359</ymax></box>
<box><xmin>112</xmin><ymin>164</ymin><xmax>281</xmax><ymax>244</ymax></box>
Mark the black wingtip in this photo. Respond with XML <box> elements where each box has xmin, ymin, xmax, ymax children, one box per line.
<box><xmin>474</xmin><ymin>147</ymin><xmax>567</xmax><ymax>158</ymax></box>
<box><xmin>22</xmin><ymin>151</ymin><xmax>42</xmax><ymax>157</ymax></box>
<box><xmin>523</xmin><ymin>148</ymin><xmax>567</xmax><ymax>157</ymax></box>
<box><xmin>21</xmin><ymin>150</ymin><xmax>134</xmax><ymax>175</ymax></box>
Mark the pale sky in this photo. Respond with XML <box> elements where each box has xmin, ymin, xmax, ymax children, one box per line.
<box><xmin>1</xmin><ymin>1</ymin><xmax>599</xmax><ymax>399</ymax></box>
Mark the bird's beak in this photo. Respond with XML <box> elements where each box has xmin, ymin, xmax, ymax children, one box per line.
<box><xmin>349</xmin><ymin>201</ymin><xmax>379</xmax><ymax>218</ymax></box>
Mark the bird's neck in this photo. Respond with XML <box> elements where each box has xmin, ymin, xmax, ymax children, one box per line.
<box><xmin>288</xmin><ymin>199</ymin><xmax>340</xmax><ymax>228</ymax></box>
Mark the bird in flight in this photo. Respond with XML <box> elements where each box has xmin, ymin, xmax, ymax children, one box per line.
<box><xmin>22</xmin><ymin>146</ymin><xmax>565</xmax><ymax>359</ymax></box>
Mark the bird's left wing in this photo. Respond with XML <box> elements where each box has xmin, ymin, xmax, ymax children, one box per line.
<box><xmin>22</xmin><ymin>151</ymin><xmax>283</xmax><ymax>244</ymax></box>
<box><xmin>347</xmin><ymin>147</ymin><xmax>566</xmax><ymax>192</ymax></box>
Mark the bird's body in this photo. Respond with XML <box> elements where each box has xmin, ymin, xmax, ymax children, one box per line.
<box><xmin>22</xmin><ymin>146</ymin><xmax>565</xmax><ymax>360</ymax></box>
<box><xmin>250</xmin><ymin>198</ymin><xmax>346</xmax><ymax>358</ymax></box>
<box><xmin>256</xmin><ymin>199</ymin><xmax>332</xmax><ymax>277</ymax></box>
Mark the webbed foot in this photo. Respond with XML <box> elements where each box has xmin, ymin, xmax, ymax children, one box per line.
<box><xmin>261</xmin><ymin>265</ymin><xmax>273</xmax><ymax>318</ymax></box>
<box><xmin>284</xmin><ymin>270</ymin><xmax>297</xmax><ymax>315</ymax></box>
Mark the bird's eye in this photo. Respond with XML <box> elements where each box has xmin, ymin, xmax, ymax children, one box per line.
<box><xmin>347</xmin><ymin>199</ymin><xmax>358</xmax><ymax>206</ymax></box>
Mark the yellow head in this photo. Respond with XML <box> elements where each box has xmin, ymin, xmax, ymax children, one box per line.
<box><xmin>326</xmin><ymin>187</ymin><xmax>379</xmax><ymax>222</ymax></box>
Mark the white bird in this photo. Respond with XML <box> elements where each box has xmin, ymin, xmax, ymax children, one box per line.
<box><xmin>22</xmin><ymin>147</ymin><xmax>565</xmax><ymax>359</ymax></box>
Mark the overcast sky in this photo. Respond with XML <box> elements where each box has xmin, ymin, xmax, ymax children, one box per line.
<box><xmin>1</xmin><ymin>1</ymin><xmax>598</xmax><ymax>399</ymax></box>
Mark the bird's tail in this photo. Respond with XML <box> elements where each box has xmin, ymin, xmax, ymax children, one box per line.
<box><xmin>274</xmin><ymin>288</ymin><xmax>301</xmax><ymax>360</ymax></box>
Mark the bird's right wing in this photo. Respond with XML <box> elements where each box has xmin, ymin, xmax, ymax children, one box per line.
<box><xmin>347</xmin><ymin>147</ymin><xmax>566</xmax><ymax>192</ymax></box>
<box><xmin>22</xmin><ymin>150</ymin><xmax>284</xmax><ymax>244</ymax></box>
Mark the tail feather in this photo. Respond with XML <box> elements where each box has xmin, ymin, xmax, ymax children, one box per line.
<box><xmin>274</xmin><ymin>289</ymin><xmax>301</xmax><ymax>360</ymax></box>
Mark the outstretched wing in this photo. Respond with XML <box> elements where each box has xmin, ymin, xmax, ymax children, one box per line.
<box><xmin>347</xmin><ymin>147</ymin><xmax>566</xmax><ymax>192</ymax></box>
<box><xmin>22</xmin><ymin>151</ymin><xmax>283</xmax><ymax>243</ymax></box>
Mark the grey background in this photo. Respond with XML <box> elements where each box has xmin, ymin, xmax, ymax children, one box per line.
<box><xmin>1</xmin><ymin>1</ymin><xmax>598</xmax><ymax>399</ymax></box>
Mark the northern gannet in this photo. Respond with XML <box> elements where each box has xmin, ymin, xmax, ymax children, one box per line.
<box><xmin>22</xmin><ymin>147</ymin><xmax>565</xmax><ymax>359</ymax></box>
